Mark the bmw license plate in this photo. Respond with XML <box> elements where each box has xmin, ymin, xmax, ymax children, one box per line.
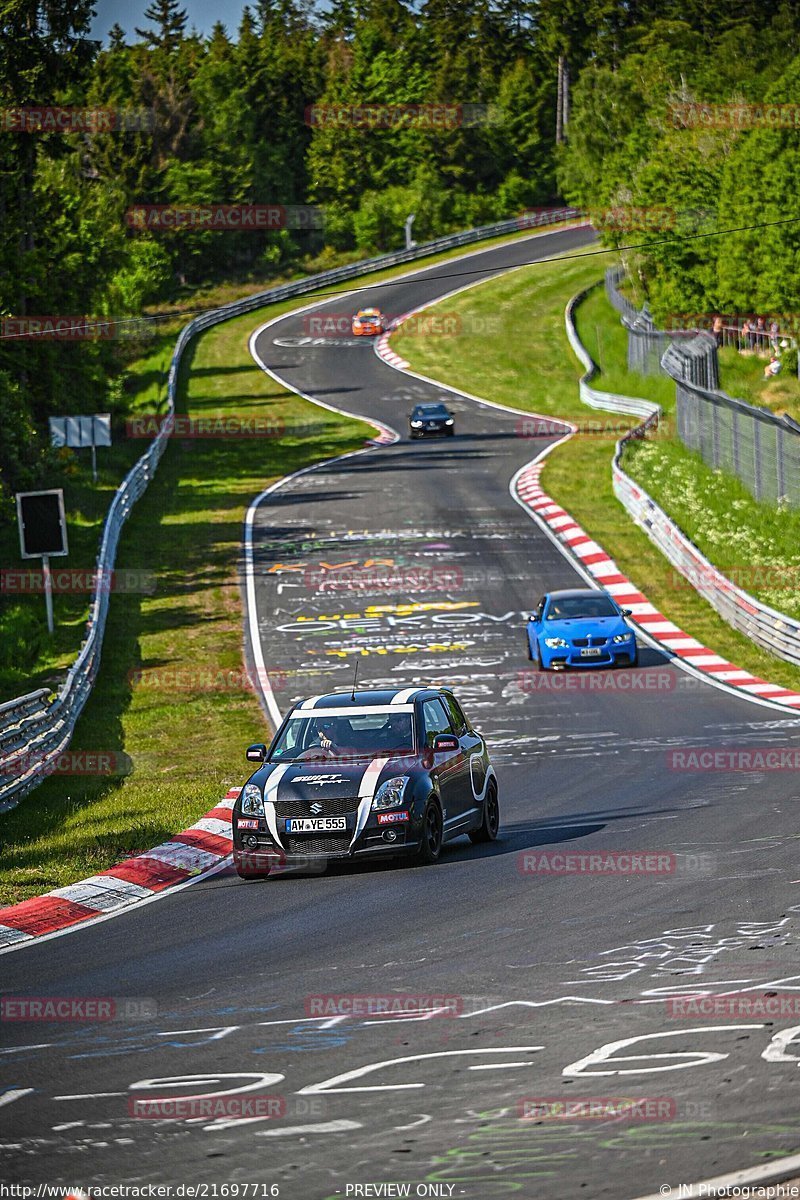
<box><xmin>285</xmin><ymin>817</ymin><xmax>347</xmax><ymax>833</ymax></box>
<box><xmin>580</xmin><ymin>647</ymin><xmax>602</xmax><ymax>657</ymax></box>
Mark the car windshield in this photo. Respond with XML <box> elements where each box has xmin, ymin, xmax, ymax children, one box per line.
<box><xmin>269</xmin><ymin>710</ymin><xmax>415</xmax><ymax>761</ymax></box>
<box><xmin>546</xmin><ymin>595</ymin><xmax>619</xmax><ymax>619</ymax></box>
<box><xmin>417</xmin><ymin>405</ymin><xmax>449</xmax><ymax>417</ymax></box>
<box><xmin>357</xmin><ymin>310</ymin><xmax>379</xmax><ymax>318</ymax></box>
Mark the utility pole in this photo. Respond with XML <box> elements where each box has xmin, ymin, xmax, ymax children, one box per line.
<box><xmin>556</xmin><ymin>56</ymin><xmax>563</xmax><ymax>145</ymax></box>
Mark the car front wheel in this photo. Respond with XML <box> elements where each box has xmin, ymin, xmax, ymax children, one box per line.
<box><xmin>415</xmin><ymin>798</ymin><xmax>443</xmax><ymax>865</ymax></box>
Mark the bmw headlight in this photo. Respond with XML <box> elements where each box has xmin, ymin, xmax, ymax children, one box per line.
<box><xmin>372</xmin><ymin>776</ymin><xmax>409</xmax><ymax>810</ymax></box>
<box><xmin>544</xmin><ymin>637</ymin><xmax>568</xmax><ymax>649</ymax></box>
<box><xmin>241</xmin><ymin>782</ymin><xmax>265</xmax><ymax>816</ymax></box>
<box><xmin>411</xmin><ymin>420</ymin><xmax>423</xmax><ymax>427</ymax></box>
<box><xmin>612</xmin><ymin>632</ymin><xmax>634</xmax><ymax>643</ymax></box>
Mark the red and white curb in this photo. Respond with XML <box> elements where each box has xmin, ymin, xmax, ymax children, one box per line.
<box><xmin>0</xmin><ymin>788</ymin><xmax>240</xmax><ymax>952</ymax></box>
<box><xmin>366</xmin><ymin>424</ymin><xmax>397</xmax><ymax>446</ymax></box>
<box><xmin>377</xmin><ymin>327</ymin><xmax>409</xmax><ymax>370</ymax></box>
<box><xmin>514</xmin><ymin>460</ymin><xmax>800</xmax><ymax>710</ymax></box>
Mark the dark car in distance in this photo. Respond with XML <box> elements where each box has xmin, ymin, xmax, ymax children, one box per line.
<box><xmin>233</xmin><ymin>687</ymin><xmax>498</xmax><ymax>878</ymax></box>
<box><xmin>409</xmin><ymin>402</ymin><xmax>455</xmax><ymax>438</ymax></box>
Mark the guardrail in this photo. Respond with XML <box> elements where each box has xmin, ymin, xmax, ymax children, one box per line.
<box><xmin>0</xmin><ymin>206</ymin><xmax>586</xmax><ymax>812</ymax></box>
<box><xmin>565</xmin><ymin>282</ymin><xmax>800</xmax><ymax>669</ymax></box>
<box><xmin>565</xmin><ymin>284</ymin><xmax>660</xmax><ymax>423</ymax></box>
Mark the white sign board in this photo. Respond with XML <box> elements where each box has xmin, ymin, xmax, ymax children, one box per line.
<box><xmin>49</xmin><ymin>414</ymin><xmax>111</xmax><ymax>448</ymax></box>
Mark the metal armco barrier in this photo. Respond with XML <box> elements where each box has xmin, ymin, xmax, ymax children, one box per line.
<box><xmin>0</xmin><ymin>207</ymin><xmax>585</xmax><ymax>811</ymax></box>
<box><xmin>565</xmin><ymin>284</ymin><xmax>659</xmax><ymax>423</ymax></box>
<box><xmin>566</xmin><ymin>284</ymin><xmax>800</xmax><ymax>669</ymax></box>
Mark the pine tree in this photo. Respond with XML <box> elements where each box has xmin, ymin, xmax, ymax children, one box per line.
<box><xmin>135</xmin><ymin>0</ymin><xmax>188</xmax><ymax>54</ymax></box>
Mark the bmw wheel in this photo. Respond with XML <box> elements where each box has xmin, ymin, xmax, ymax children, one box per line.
<box><xmin>469</xmin><ymin>781</ymin><xmax>499</xmax><ymax>844</ymax></box>
<box><xmin>415</xmin><ymin>798</ymin><xmax>443</xmax><ymax>865</ymax></box>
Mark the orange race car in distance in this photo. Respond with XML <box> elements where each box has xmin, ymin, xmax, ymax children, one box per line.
<box><xmin>351</xmin><ymin>307</ymin><xmax>387</xmax><ymax>336</ymax></box>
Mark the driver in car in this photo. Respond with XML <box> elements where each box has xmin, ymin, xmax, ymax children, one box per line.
<box><xmin>316</xmin><ymin>718</ymin><xmax>339</xmax><ymax>752</ymax></box>
<box><xmin>302</xmin><ymin>717</ymin><xmax>357</xmax><ymax>761</ymax></box>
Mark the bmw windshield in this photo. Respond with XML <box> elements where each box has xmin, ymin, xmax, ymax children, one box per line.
<box><xmin>545</xmin><ymin>596</ymin><xmax>619</xmax><ymax>619</ymax></box>
<box><xmin>269</xmin><ymin>709</ymin><xmax>416</xmax><ymax>762</ymax></box>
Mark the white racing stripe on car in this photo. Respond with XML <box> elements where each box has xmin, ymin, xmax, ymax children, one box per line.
<box><xmin>351</xmin><ymin>758</ymin><xmax>391</xmax><ymax>848</ymax></box>
<box><xmin>263</xmin><ymin>764</ymin><xmax>292</xmax><ymax>848</ymax></box>
<box><xmin>298</xmin><ymin>704</ymin><xmax>414</xmax><ymax>717</ymax></box>
<box><xmin>297</xmin><ymin>696</ymin><xmax>323</xmax><ymax>710</ymax></box>
<box><xmin>469</xmin><ymin>760</ymin><xmax>495</xmax><ymax>804</ymax></box>
<box><xmin>391</xmin><ymin>688</ymin><xmax>422</xmax><ymax>705</ymax></box>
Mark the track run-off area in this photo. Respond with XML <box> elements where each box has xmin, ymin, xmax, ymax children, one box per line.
<box><xmin>3</xmin><ymin>226</ymin><xmax>800</xmax><ymax>1199</ymax></box>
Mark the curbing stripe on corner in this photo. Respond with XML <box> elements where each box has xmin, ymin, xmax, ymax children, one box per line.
<box><xmin>0</xmin><ymin>795</ymin><xmax>235</xmax><ymax>954</ymax></box>
<box><xmin>511</xmin><ymin>459</ymin><xmax>800</xmax><ymax>711</ymax></box>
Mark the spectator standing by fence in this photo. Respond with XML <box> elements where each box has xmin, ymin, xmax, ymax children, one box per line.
<box><xmin>713</xmin><ymin>314</ymin><xmax>724</xmax><ymax>347</ymax></box>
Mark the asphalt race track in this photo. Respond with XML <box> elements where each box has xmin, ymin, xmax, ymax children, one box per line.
<box><xmin>3</xmin><ymin>226</ymin><xmax>800</xmax><ymax>1199</ymax></box>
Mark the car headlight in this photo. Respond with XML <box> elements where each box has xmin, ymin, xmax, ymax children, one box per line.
<box><xmin>544</xmin><ymin>637</ymin><xmax>568</xmax><ymax>649</ymax></box>
<box><xmin>410</xmin><ymin>420</ymin><xmax>423</xmax><ymax>427</ymax></box>
<box><xmin>372</xmin><ymin>776</ymin><xmax>409</xmax><ymax>810</ymax></box>
<box><xmin>612</xmin><ymin>632</ymin><xmax>634</xmax><ymax>643</ymax></box>
<box><xmin>445</xmin><ymin>418</ymin><xmax>454</xmax><ymax>425</ymax></box>
<box><xmin>241</xmin><ymin>782</ymin><xmax>265</xmax><ymax>816</ymax></box>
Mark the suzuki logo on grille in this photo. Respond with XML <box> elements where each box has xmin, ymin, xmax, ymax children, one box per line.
<box><xmin>310</xmin><ymin>802</ymin><xmax>323</xmax><ymax>815</ymax></box>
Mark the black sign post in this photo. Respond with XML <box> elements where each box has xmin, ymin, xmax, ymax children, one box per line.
<box><xmin>15</xmin><ymin>489</ymin><xmax>69</xmax><ymax>634</ymax></box>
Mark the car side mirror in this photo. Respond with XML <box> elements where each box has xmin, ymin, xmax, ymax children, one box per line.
<box><xmin>622</xmin><ymin>609</ymin><xmax>632</xmax><ymax>617</ymax></box>
<box><xmin>246</xmin><ymin>743</ymin><xmax>267</xmax><ymax>763</ymax></box>
<box><xmin>433</xmin><ymin>734</ymin><xmax>459</xmax><ymax>753</ymax></box>
<box><xmin>529</xmin><ymin>613</ymin><xmax>537</xmax><ymax>622</ymax></box>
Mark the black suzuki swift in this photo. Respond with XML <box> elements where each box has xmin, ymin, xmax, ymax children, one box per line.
<box><xmin>233</xmin><ymin>687</ymin><xmax>498</xmax><ymax>878</ymax></box>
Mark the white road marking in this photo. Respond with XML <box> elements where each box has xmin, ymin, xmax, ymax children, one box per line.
<box><xmin>298</xmin><ymin>1048</ymin><xmax>544</xmax><ymax>1094</ymax></box>
<box><xmin>255</xmin><ymin>1119</ymin><xmax>362</xmax><ymax>1137</ymax></box>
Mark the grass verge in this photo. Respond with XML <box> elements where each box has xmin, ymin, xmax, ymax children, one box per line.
<box><xmin>392</xmin><ymin>264</ymin><xmax>800</xmax><ymax>694</ymax></box>
<box><xmin>717</xmin><ymin>344</ymin><xmax>800</xmax><ymax>418</ymax></box>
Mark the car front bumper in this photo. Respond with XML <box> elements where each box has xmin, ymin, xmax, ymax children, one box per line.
<box><xmin>534</xmin><ymin>637</ymin><xmax>637</xmax><ymax>668</ymax></box>
<box><xmin>410</xmin><ymin>424</ymin><xmax>452</xmax><ymax>436</ymax></box>
<box><xmin>233</xmin><ymin>811</ymin><xmax>420</xmax><ymax>862</ymax></box>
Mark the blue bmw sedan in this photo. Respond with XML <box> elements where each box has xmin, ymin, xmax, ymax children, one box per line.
<box><xmin>526</xmin><ymin>588</ymin><xmax>638</xmax><ymax>670</ymax></box>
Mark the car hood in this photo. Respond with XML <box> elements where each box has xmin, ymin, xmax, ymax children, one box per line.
<box><xmin>537</xmin><ymin>616</ymin><xmax>627</xmax><ymax>638</ymax></box>
<box><xmin>250</xmin><ymin>757</ymin><xmax>414</xmax><ymax>800</ymax></box>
